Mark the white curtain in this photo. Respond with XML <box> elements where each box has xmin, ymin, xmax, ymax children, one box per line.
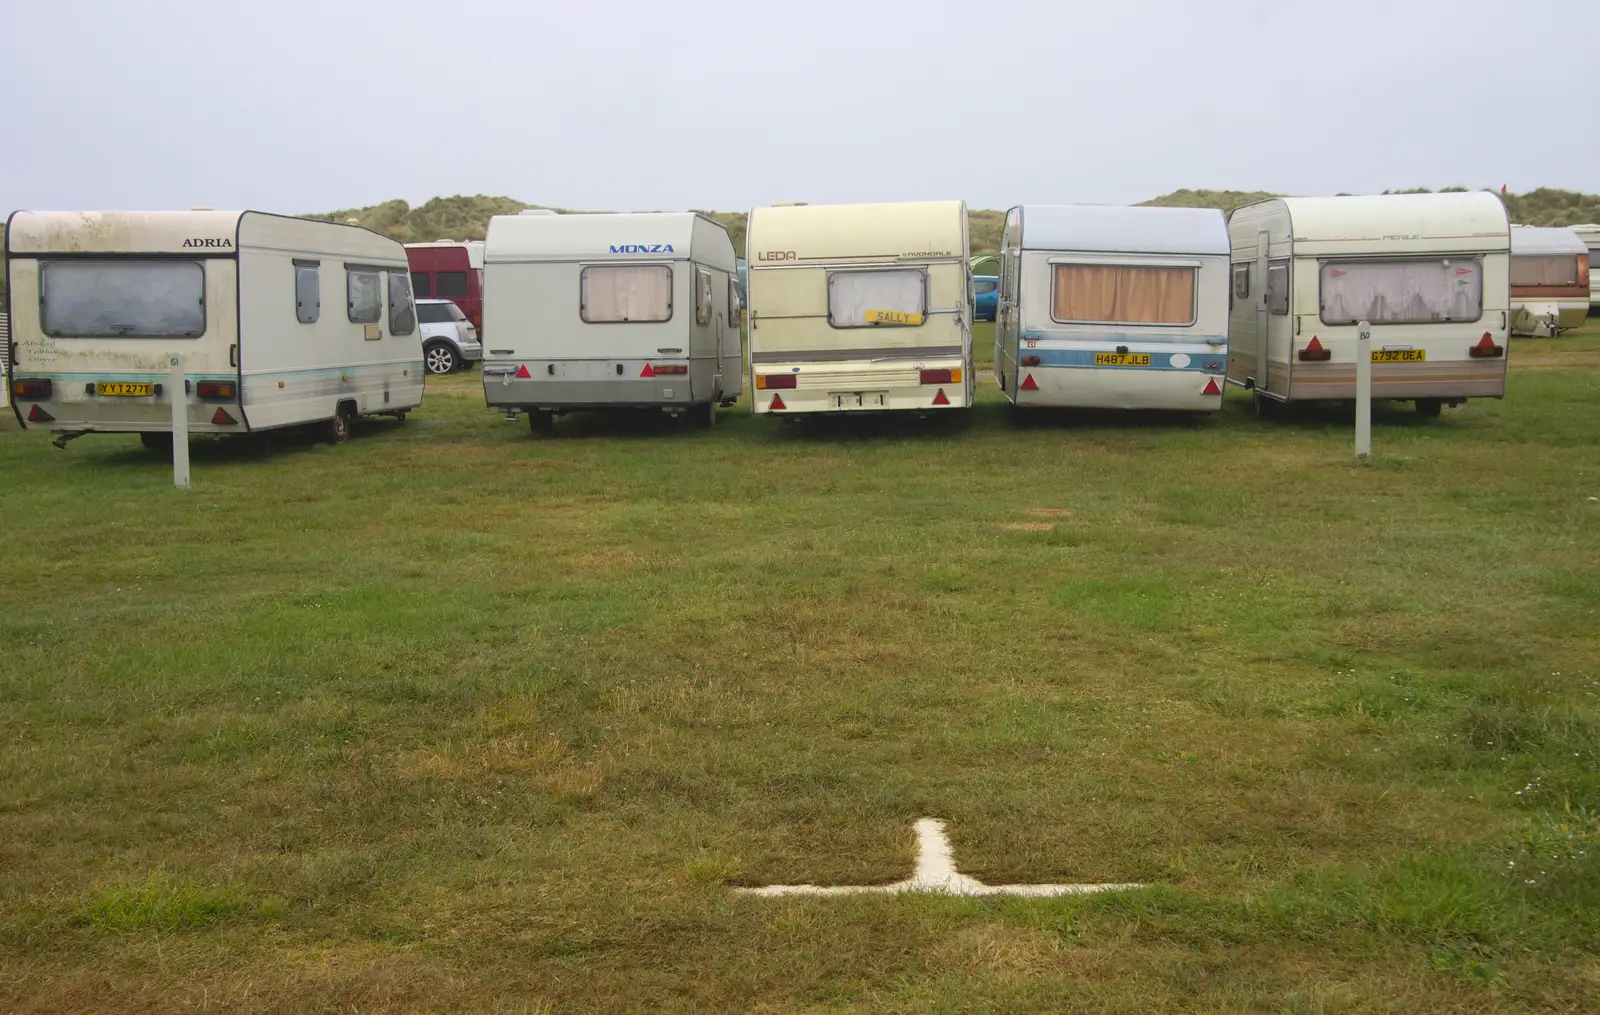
<box><xmin>40</xmin><ymin>260</ymin><xmax>205</xmax><ymax>338</ymax></box>
<box><xmin>1319</xmin><ymin>259</ymin><xmax>1482</xmax><ymax>325</ymax></box>
<box><xmin>348</xmin><ymin>270</ymin><xmax>382</xmax><ymax>323</ymax></box>
<box><xmin>582</xmin><ymin>265</ymin><xmax>673</xmax><ymax>323</ymax></box>
<box><xmin>827</xmin><ymin>269</ymin><xmax>925</xmax><ymax>326</ymax></box>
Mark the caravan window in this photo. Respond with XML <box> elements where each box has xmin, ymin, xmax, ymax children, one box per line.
<box><xmin>1267</xmin><ymin>262</ymin><xmax>1290</xmax><ymax>316</ymax></box>
<box><xmin>1232</xmin><ymin>264</ymin><xmax>1250</xmax><ymax>301</ymax></box>
<box><xmin>827</xmin><ymin>268</ymin><xmax>927</xmax><ymax>328</ymax></box>
<box><xmin>40</xmin><ymin>260</ymin><xmax>205</xmax><ymax>338</ymax></box>
<box><xmin>729</xmin><ymin>276</ymin><xmax>742</xmax><ymax>323</ymax></box>
<box><xmin>411</xmin><ymin>272</ymin><xmax>431</xmax><ymax>298</ymax></box>
<box><xmin>1050</xmin><ymin>264</ymin><xmax>1196</xmax><ymax>326</ymax></box>
<box><xmin>388</xmin><ymin>272</ymin><xmax>416</xmax><ymax>335</ymax></box>
<box><xmin>347</xmin><ymin>269</ymin><xmax>382</xmax><ymax>323</ymax></box>
<box><xmin>1510</xmin><ymin>255</ymin><xmax>1581</xmax><ymax>287</ymax></box>
<box><xmin>1319</xmin><ymin>258</ymin><xmax>1483</xmax><ymax>325</ymax></box>
<box><xmin>695</xmin><ymin>267</ymin><xmax>714</xmax><ymax>326</ymax></box>
<box><xmin>974</xmin><ymin>279</ymin><xmax>998</xmax><ymax>295</ymax></box>
<box><xmin>295</xmin><ymin>264</ymin><xmax>320</xmax><ymax>324</ymax></box>
<box><xmin>580</xmin><ymin>264</ymin><xmax>673</xmax><ymax>323</ymax></box>
<box><xmin>436</xmin><ymin>271</ymin><xmax>469</xmax><ymax>298</ymax></box>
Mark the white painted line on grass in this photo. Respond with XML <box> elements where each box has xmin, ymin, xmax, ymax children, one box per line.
<box><xmin>737</xmin><ymin>818</ymin><xmax>1143</xmax><ymax>898</ymax></box>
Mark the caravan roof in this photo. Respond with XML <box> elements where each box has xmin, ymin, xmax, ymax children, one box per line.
<box><xmin>1017</xmin><ymin>205</ymin><xmax>1228</xmax><ymax>255</ymax></box>
<box><xmin>1510</xmin><ymin>225</ymin><xmax>1587</xmax><ymax>255</ymax></box>
<box><xmin>748</xmin><ymin>201</ymin><xmax>965</xmax><ymax>262</ymax></box>
<box><xmin>6</xmin><ymin>210</ymin><xmax>403</xmax><ymax>261</ymax></box>
<box><xmin>485</xmin><ymin>212</ymin><xmax>730</xmax><ymax>268</ymax></box>
<box><xmin>1274</xmin><ymin>193</ymin><xmax>1510</xmax><ymax>250</ymax></box>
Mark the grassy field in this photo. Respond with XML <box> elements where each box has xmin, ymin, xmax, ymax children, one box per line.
<box><xmin>2</xmin><ymin>323</ymin><xmax>1598</xmax><ymax>1013</ymax></box>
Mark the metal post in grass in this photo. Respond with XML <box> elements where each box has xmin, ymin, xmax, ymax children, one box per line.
<box><xmin>168</xmin><ymin>353</ymin><xmax>190</xmax><ymax>489</ymax></box>
<box><xmin>1355</xmin><ymin>320</ymin><xmax>1372</xmax><ymax>460</ymax></box>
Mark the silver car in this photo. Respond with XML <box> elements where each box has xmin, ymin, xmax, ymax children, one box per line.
<box><xmin>417</xmin><ymin>299</ymin><xmax>483</xmax><ymax>374</ymax></box>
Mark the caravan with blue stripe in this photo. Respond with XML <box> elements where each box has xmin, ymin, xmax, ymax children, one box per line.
<box><xmin>994</xmin><ymin>205</ymin><xmax>1231</xmax><ymax>413</ymax></box>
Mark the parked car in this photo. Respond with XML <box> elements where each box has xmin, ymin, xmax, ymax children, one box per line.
<box><xmin>417</xmin><ymin>299</ymin><xmax>482</xmax><ymax>374</ymax></box>
<box><xmin>974</xmin><ymin>275</ymin><xmax>999</xmax><ymax>322</ymax></box>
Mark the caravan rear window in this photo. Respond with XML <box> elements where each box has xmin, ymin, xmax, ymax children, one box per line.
<box><xmin>581</xmin><ymin>265</ymin><xmax>673</xmax><ymax>323</ymax></box>
<box><xmin>40</xmin><ymin>260</ymin><xmax>206</xmax><ymax>338</ymax></box>
<box><xmin>1510</xmin><ymin>255</ymin><xmax>1581</xmax><ymax>287</ymax></box>
<box><xmin>1051</xmin><ymin>264</ymin><xmax>1196</xmax><ymax>326</ymax></box>
<box><xmin>827</xmin><ymin>268</ymin><xmax>927</xmax><ymax>328</ymax></box>
<box><xmin>1319</xmin><ymin>258</ymin><xmax>1483</xmax><ymax>325</ymax></box>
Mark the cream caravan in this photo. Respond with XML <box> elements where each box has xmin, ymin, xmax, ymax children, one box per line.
<box><xmin>1509</xmin><ymin>226</ymin><xmax>1590</xmax><ymax>335</ymax></box>
<box><xmin>1226</xmin><ymin>193</ymin><xmax>1511</xmax><ymax>417</ymax></box>
<box><xmin>480</xmin><ymin>212</ymin><xmax>741</xmax><ymax>430</ymax></box>
<box><xmin>1571</xmin><ymin>224</ymin><xmax>1600</xmax><ymax>310</ymax></box>
<box><xmin>745</xmin><ymin>201</ymin><xmax>972</xmax><ymax>416</ymax></box>
<box><xmin>6</xmin><ymin>210</ymin><xmax>422</xmax><ymax>448</ymax></box>
<box><xmin>995</xmin><ymin>205</ymin><xmax>1229</xmax><ymax>412</ymax></box>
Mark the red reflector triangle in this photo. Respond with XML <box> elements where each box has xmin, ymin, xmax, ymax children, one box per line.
<box><xmin>1020</xmin><ymin>373</ymin><xmax>1038</xmax><ymax>391</ymax></box>
<box><xmin>770</xmin><ymin>393</ymin><xmax>785</xmax><ymax>411</ymax></box>
<box><xmin>639</xmin><ymin>363</ymin><xmax>656</xmax><ymax>378</ymax></box>
<box><xmin>1202</xmin><ymin>377</ymin><xmax>1222</xmax><ymax>396</ymax></box>
<box><xmin>1476</xmin><ymin>332</ymin><xmax>1495</xmax><ymax>350</ymax></box>
<box><xmin>1305</xmin><ymin>335</ymin><xmax>1325</xmax><ymax>353</ymax></box>
<box><xmin>211</xmin><ymin>408</ymin><xmax>238</xmax><ymax>425</ymax></box>
<box><xmin>28</xmin><ymin>404</ymin><xmax>54</xmax><ymax>423</ymax></box>
<box><xmin>514</xmin><ymin>364</ymin><xmax>532</xmax><ymax>379</ymax></box>
<box><xmin>932</xmin><ymin>388</ymin><xmax>949</xmax><ymax>406</ymax></box>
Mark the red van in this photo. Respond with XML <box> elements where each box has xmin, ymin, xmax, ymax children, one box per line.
<box><xmin>406</xmin><ymin>240</ymin><xmax>486</xmax><ymax>334</ymax></box>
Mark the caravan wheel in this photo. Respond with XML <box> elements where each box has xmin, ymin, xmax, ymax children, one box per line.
<box><xmin>1251</xmin><ymin>390</ymin><xmax>1278</xmax><ymax>419</ymax></box>
<box><xmin>528</xmin><ymin>410</ymin><xmax>554</xmax><ymax>435</ymax></box>
<box><xmin>1415</xmin><ymin>398</ymin><xmax>1443</xmax><ymax>418</ymax></box>
<box><xmin>704</xmin><ymin>399</ymin><xmax>718</xmax><ymax>427</ymax></box>
<box><xmin>324</xmin><ymin>408</ymin><xmax>352</xmax><ymax>444</ymax></box>
<box><xmin>140</xmin><ymin>431</ymin><xmax>173</xmax><ymax>454</ymax></box>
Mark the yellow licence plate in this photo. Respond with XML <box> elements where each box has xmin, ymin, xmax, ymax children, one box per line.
<box><xmin>1372</xmin><ymin>349</ymin><xmax>1426</xmax><ymax>363</ymax></box>
<box><xmin>97</xmin><ymin>382</ymin><xmax>154</xmax><ymax>396</ymax></box>
<box><xmin>1094</xmin><ymin>353</ymin><xmax>1151</xmax><ymax>367</ymax></box>
<box><xmin>864</xmin><ymin>309</ymin><xmax>924</xmax><ymax>326</ymax></box>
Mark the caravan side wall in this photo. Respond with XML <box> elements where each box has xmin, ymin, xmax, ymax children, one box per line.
<box><xmin>236</xmin><ymin>216</ymin><xmax>424</xmax><ymax>431</ymax></box>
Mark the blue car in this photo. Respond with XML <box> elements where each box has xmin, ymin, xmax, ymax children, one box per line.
<box><xmin>973</xmin><ymin>275</ymin><xmax>998</xmax><ymax>322</ymax></box>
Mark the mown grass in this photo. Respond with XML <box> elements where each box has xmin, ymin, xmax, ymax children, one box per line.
<box><xmin>0</xmin><ymin>322</ymin><xmax>1597</xmax><ymax>1012</ymax></box>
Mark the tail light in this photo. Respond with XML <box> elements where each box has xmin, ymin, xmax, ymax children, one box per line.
<box><xmin>195</xmin><ymin>380</ymin><xmax>236</xmax><ymax>400</ymax></box>
<box><xmin>457</xmin><ymin>323</ymin><xmax>469</xmax><ymax>341</ymax></box>
<box><xmin>1469</xmin><ymin>332</ymin><xmax>1503</xmax><ymax>358</ymax></box>
<box><xmin>12</xmin><ymin>378</ymin><xmax>52</xmax><ymax>398</ymax></box>
<box><xmin>1298</xmin><ymin>336</ymin><xmax>1331</xmax><ymax>362</ymax></box>
<box><xmin>1578</xmin><ymin>254</ymin><xmax>1590</xmax><ymax>288</ymax></box>
<box><xmin>756</xmin><ymin>374</ymin><xmax>796</xmax><ymax>390</ymax></box>
<box><xmin>1020</xmin><ymin>355</ymin><xmax>1041</xmax><ymax>367</ymax></box>
<box><xmin>650</xmin><ymin>364</ymin><xmax>688</xmax><ymax>375</ymax></box>
<box><xmin>919</xmin><ymin>367</ymin><xmax>962</xmax><ymax>385</ymax></box>
<box><xmin>27</xmin><ymin>404</ymin><xmax>55</xmax><ymax>423</ymax></box>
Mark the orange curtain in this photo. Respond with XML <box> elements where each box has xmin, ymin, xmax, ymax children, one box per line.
<box><xmin>1052</xmin><ymin>265</ymin><xmax>1195</xmax><ymax>324</ymax></box>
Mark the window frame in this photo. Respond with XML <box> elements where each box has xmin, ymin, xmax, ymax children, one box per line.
<box><xmin>38</xmin><ymin>258</ymin><xmax>207</xmax><ymax>339</ymax></box>
<box><xmin>1047</xmin><ymin>258</ymin><xmax>1199</xmax><ymax>328</ymax></box>
<box><xmin>825</xmin><ymin>267</ymin><xmax>929</xmax><ymax>330</ymax></box>
<box><xmin>1317</xmin><ymin>256</ymin><xmax>1486</xmax><ymax>327</ymax></box>
<box><xmin>1232</xmin><ymin>263</ymin><xmax>1250</xmax><ymax>302</ymax></box>
<box><xmin>411</xmin><ymin>271</ymin><xmax>431</xmax><ymax>299</ymax></box>
<box><xmin>388</xmin><ymin>270</ymin><xmax>416</xmax><ymax>336</ymax></box>
<box><xmin>294</xmin><ymin>259</ymin><xmax>321</xmax><ymax>325</ymax></box>
<box><xmin>695</xmin><ymin>266</ymin><xmax>714</xmax><ymax>326</ymax></box>
<box><xmin>346</xmin><ymin>267</ymin><xmax>383</xmax><ymax>324</ymax></box>
<box><xmin>435</xmin><ymin>270</ymin><xmax>470</xmax><ymax>299</ymax></box>
<box><xmin>1266</xmin><ymin>260</ymin><xmax>1290</xmax><ymax>316</ymax></box>
<box><xmin>579</xmin><ymin>263</ymin><xmax>675</xmax><ymax>325</ymax></box>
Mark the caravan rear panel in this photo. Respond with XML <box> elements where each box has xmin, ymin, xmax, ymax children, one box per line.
<box><xmin>1509</xmin><ymin>226</ymin><xmax>1589</xmax><ymax>335</ymax></box>
<box><xmin>746</xmin><ymin>201</ymin><xmax>972</xmax><ymax>415</ymax></box>
<box><xmin>997</xmin><ymin>205</ymin><xmax>1229</xmax><ymax>411</ymax></box>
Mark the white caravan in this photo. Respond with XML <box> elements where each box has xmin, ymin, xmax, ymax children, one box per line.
<box><xmin>480</xmin><ymin>212</ymin><xmax>741</xmax><ymax>431</ymax></box>
<box><xmin>745</xmin><ymin>201</ymin><xmax>972</xmax><ymax>416</ymax></box>
<box><xmin>1571</xmin><ymin>224</ymin><xmax>1600</xmax><ymax>310</ymax></box>
<box><xmin>6</xmin><ymin>210</ymin><xmax>422</xmax><ymax>448</ymax></box>
<box><xmin>1226</xmin><ymin>193</ymin><xmax>1511</xmax><ymax>417</ymax></box>
<box><xmin>995</xmin><ymin>205</ymin><xmax>1229</xmax><ymax>412</ymax></box>
<box><xmin>1509</xmin><ymin>226</ymin><xmax>1590</xmax><ymax>336</ymax></box>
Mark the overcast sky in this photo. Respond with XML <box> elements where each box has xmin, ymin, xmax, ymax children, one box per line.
<box><xmin>4</xmin><ymin>0</ymin><xmax>1596</xmax><ymax>214</ymax></box>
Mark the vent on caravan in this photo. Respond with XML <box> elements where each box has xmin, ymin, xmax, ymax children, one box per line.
<box><xmin>519</xmin><ymin>209</ymin><xmax>558</xmax><ymax>216</ymax></box>
<box><xmin>771</xmin><ymin>202</ymin><xmax>809</xmax><ymax>207</ymax></box>
<box><xmin>190</xmin><ymin>206</ymin><xmax>214</xmax><ymax>211</ymax></box>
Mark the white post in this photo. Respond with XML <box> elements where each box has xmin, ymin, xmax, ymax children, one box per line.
<box><xmin>168</xmin><ymin>353</ymin><xmax>190</xmax><ymax>489</ymax></box>
<box><xmin>1354</xmin><ymin>321</ymin><xmax>1372</xmax><ymax>460</ymax></box>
